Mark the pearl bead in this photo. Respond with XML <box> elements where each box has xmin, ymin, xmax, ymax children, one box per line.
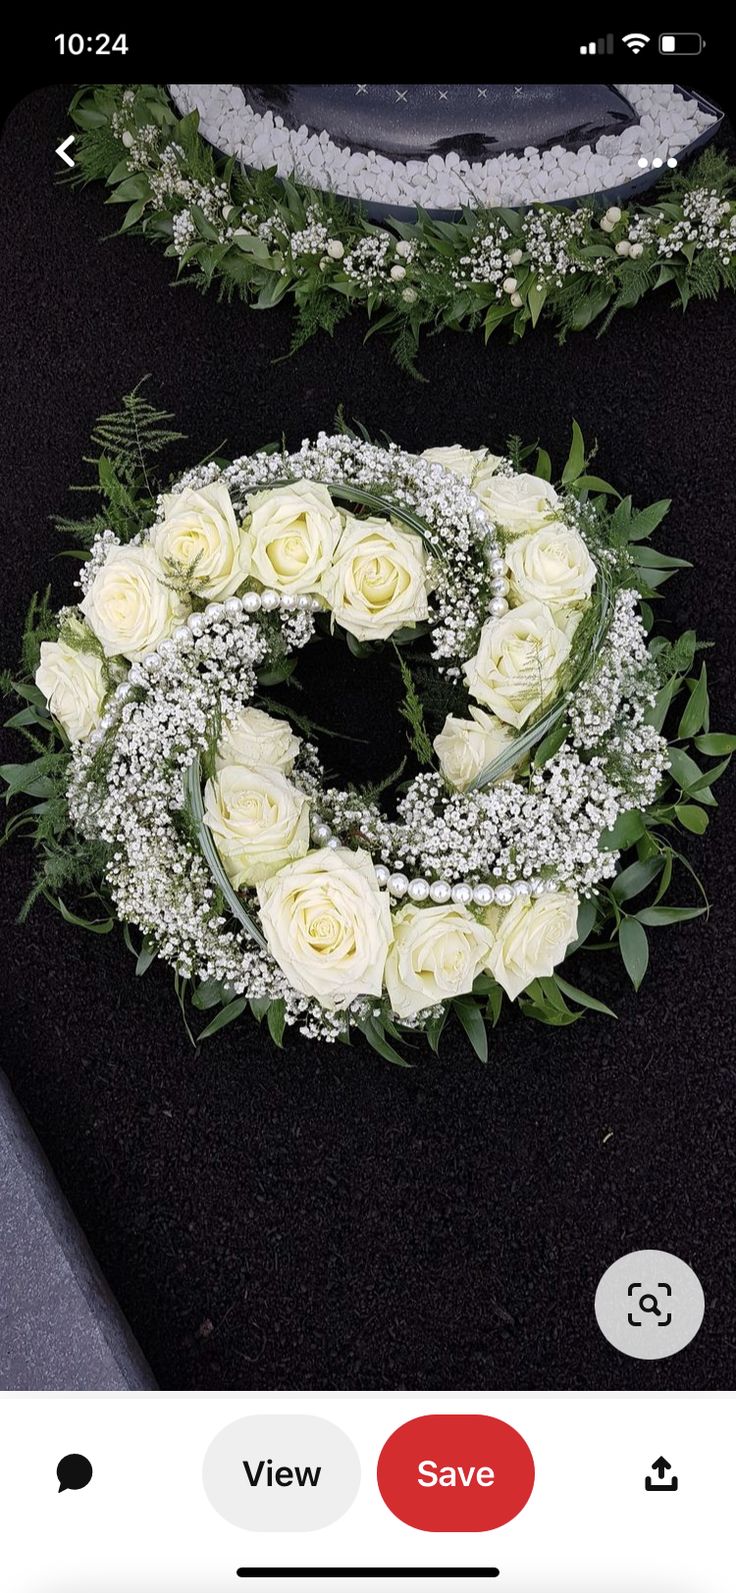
<box><xmin>545</xmin><ymin>879</ymin><xmax>559</xmax><ymax>894</ymax></box>
<box><xmin>314</xmin><ymin>822</ymin><xmax>332</xmax><ymax>844</ymax></box>
<box><xmin>489</xmin><ymin>597</ymin><xmax>509</xmax><ymax>618</ymax></box>
<box><xmin>429</xmin><ymin>880</ymin><xmax>452</xmax><ymax>904</ymax></box>
<box><xmin>530</xmin><ymin>878</ymin><xmax>545</xmax><ymax>896</ymax></box>
<box><xmin>205</xmin><ymin>602</ymin><xmax>225</xmax><ymax>621</ymax></box>
<box><xmin>280</xmin><ymin>593</ymin><xmax>297</xmax><ymax>610</ymax></box>
<box><xmin>173</xmin><ymin>626</ymin><xmax>192</xmax><ymax>644</ymax></box>
<box><xmin>142</xmin><ymin>652</ymin><xmax>161</xmax><ymax>669</ymax></box>
<box><xmin>495</xmin><ymin>884</ymin><xmax>514</xmax><ymax>906</ymax></box>
<box><xmin>389</xmin><ymin>873</ymin><xmax>409</xmax><ymax>898</ymax></box>
<box><xmin>187</xmin><ymin>613</ymin><xmax>205</xmax><ymax>634</ymax></box>
<box><xmin>128</xmin><ymin>665</ymin><xmax>143</xmax><ymax>685</ymax></box>
<box><xmin>224</xmin><ymin>596</ymin><xmax>243</xmax><ymax>616</ymax></box>
<box><xmin>374</xmin><ymin>864</ymin><xmax>390</xmax><ymax>887</ymax></box>
<box><xmin>491</xmin><ymin>576</ymin><xmax>510</xmax><ymax>596</ymax></box>
<box><xmin>242</xmin><ymin>591</ymin><xmax>262</xmax><ymax>613</ymax></box>
<box><xmin>473</xmin><ymin>883</ymin><xmax>494</xmax><ymax>906</ymax></box>
<box><xmin>326</xmin><ymin>835</ymin><xmax>340</xmax><ymax>850</ymax></box>
<box><xmin>309</xmin><ymin>595</ymin><xmax>322</xmax><ymax>611</ymax></box>
<box><xmin>260</xmin><ymin>589</ymin><xmax>280</xmax><ymax>611</ymax></box>
<box><xmin>514</xmin><ymin>881</ymin><xmax>530</xmax><ymax>898</ymax></box>
<box><xmin>296</xmin><ymin>594</ymin><xmax>312</xmax><ymax>610</ymax></box>
<box><xmin>158</xmin><ymin>638</ymin><xmax>175</xmax><ymax>657</ymax></box>
<box><xmin>408</xmin><ymin>878</ymin><xmax>430</xmax><ymax>902</ymax></box>
<box><xmin>488</xmin><ymin>555</ymin><xmax>505</xmax><ymax>577</ymax></box>
<box><xmin>451</xmin><ymin>883</ymin><xmax>473</xmax><ymax>905</ymax></box>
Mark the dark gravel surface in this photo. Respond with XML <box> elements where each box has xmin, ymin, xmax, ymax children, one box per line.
<box><xmin>1</xmin><ymin>84</ymin><xmax>735</xmax><ymax>1391</ymax></box>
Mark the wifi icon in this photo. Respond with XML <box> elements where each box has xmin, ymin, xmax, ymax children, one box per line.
<box><xmin>622</xmin><ymin>31</ymin><xmax>651</xmax><ymax>52</ymax></box>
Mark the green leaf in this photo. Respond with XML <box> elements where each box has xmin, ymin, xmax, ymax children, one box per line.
<box><xmin>453</xmin><ymin>999</ymin><xmax>489</xmax><ymax>1062</ymax></box>
<box><xmin>573</xmin><ymin>475</ymin><xmax>621</xmax><ymax>498</ymax></box>
<box><xmin>636</xmin><ymin>905</ymin><xmax>706</xmax><ymax>926</ymax></box>
<box><xmin>359</xmin><ymin>1016</ymin><xmax>411</xmax><ymax>1067</ymax></box>
<box><xmin>266</xmin><ymin>998</ymin><xmax>286</xmax><ymax>1048</ymax></box>
<box><xmin>627</xmin><ymin>500</ymin><xmax>672</xmax><ymax>540</ymax></box>
<box><xmin>645</xmin><ymin>677</ymin><xmax>677</xmax><ymax>733</ymax></box>
<box><xmin>561</xmin><ymin>420</ymin><xmax>586</xmax><ymax>484</ymax></box>
<box><xmin>191</xmin><ymin>978</ymin><xmax>228</xmax><ymax>1010</ymax></box>
<box><xmin>567</xmin><ymin>894</ymin><xmax>598</xmax><ymax>952</ymax></box>
<box><xmin>535</xmin><ymin>448</ymin><xmax>552</xmax><ymax>481</ymax></box>
<box><xmin>619</xmin><ymin>917</ymin><xmax>649</xmax><ymax>990</ymax></box>
<box><xmin>533</xmin><ymin>720</ymin><xmax>569</xmax><ymax>767</ymax></box>
<box><xmin>600</xmin><ymin>810</ymin><xmax>645</xmax><ymax>850</ymax></box>
<box><xmin>667</xmin><ymin>747</ymin><xmax>704</xmax><ymax>793</ymax></box>
<box><xmin>44</xmin><ymin>893</ymin><xmax>114</xmax><ymax>934</ymax></box>
<box><xmin>693</xmin><ymin>733</ymin><xmax>736</xmax><ymax>755</ymax></box>
<box><xmin>553</xmin><ymin>976</ymin><xmax>616</xmax><ymax>1018</ymax></box>
<box><xmin>612</xmin><ymin>857</ymin><xmax>664</xmax><ymax>902</ymax></box>
<box><xmin>135</xmin><ymin>938</ymin><xmax>157</xmax><ymax>976</ymax></box>
<box><xmin>677</xmin><ymin>665</ymin><xmax>708</xmax><ymax>739</ymax></box>
<box><xmin>425</xmin><ymin>1006</ymin><xmax>448</xmax><ymax>1055</ymax></box>
<box><xmin>675</xmin><ymin>803</ymin><xmax>709</xmax><ymax>833</ymax></box>
<box><xmin>197</xmin><ymin>996</ymin><xmax>247</xmax><ymax>1040</ymax></box>
<box><xmin>527</xmin><ymin>279</ymin><xmax>548</xmax><ymax>327</ymax></box>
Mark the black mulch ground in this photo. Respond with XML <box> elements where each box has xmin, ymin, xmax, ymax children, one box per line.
<box><xmin>1</xmin><ymin>85</ymin><xmax>735</xmax><ymax>1391</ymax></box>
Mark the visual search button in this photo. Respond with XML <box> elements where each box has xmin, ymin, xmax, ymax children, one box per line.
<box><xmin>595</xmin><ymin>1249</ymin><xmax>704</xmax><ymax>1359</ymax></box>
<box><xmin>203</xmin><ymin>1415</ymin><xmax>360</xmax><ymax>1531</ymax></box>
<box><xmin>377</xmin><ymin>1413</ymin><xmax>535</xmax><ymax>1532</ymax></box>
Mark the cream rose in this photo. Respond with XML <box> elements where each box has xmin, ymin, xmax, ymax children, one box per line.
<box><xmin>247</xmin><ymin>479</ymin><xmax>342</xmax><ymax>593</ymax></box>
<box><xmin>475</xmin><ymin>471</ymin><xmax>560</xmax><ymax>535</ymax></box>
<box><xmin>150</xmin><ymin>481</ymin><xmax>251</xmax><ymax>599</ymax></box>
<box><xmin>216</xmin><ymin>707</ymin><xmax>301</xmax><ymax>775</ymax></box>
<box><xmin>434</xmin><ymin>706</ymin><xmax>520</xmax><ymax>792</ymax></box>
<box><xmin>257</xmin><ymin>847</ymin><xmax>393</xmax><ymax>1008</ymax></box>
<box><xmin>320</xmin><ymin>515</ymin><xmax>430</xmax><ymax>642</ymax></box>
<box><xmin>484</xmin><ymin>890</ymin><xmax>580</xmax><ymax>1000</ymax></box>
<box><xmin>80</xmin><ymin>543</ymin><xmax>186</xmax><ymax>662</ymax></box>
<box><xmin>385</xmin><ymin>902</ymin><xmax>495</xmax><ymax>1021</ymax></box>
<box><xmin>420</xmin><ymin>446</ymin><xmax>500</xmax><ymax>481</ymax></box>
<box><xmin>204</xmin><ymin>765</ymin><xmax>310</xmax><ymax>888</ymax></box>
<box><xmin>35</xmin><ymin>639</ymin><xmax>106</xmax><ymax>742</ymax></box>
<box><xmin>463</xmin><ymin>600</ymin><xmax>572</xmax><ymax>728</ymax></box>
<box><xmin>505</xmin><ymin>525</ymin><xmax>596</xmax><ymax>611</ymax></box>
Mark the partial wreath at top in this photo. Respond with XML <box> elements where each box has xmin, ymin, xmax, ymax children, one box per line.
<box><xmin>69</xmin><ymin>83</ymin><xmax>735</xmax><ymax>371</ymax></box>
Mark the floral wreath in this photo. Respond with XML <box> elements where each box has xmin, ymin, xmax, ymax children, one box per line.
<box><xmin>68</xmin><ymin>85</ymin><xmax>736</xmax><ymax>374</ymax></box>
<box><xmin>3</xmin><ymin>390</ymin><xmax>732</xmax><ymax>1063</ymax></box>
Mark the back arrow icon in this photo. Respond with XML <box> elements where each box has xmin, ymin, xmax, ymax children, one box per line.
<box><xmin>55</xmin><ymin>135</ymin><xmax>75</xmax><ymax>169</ymax></box>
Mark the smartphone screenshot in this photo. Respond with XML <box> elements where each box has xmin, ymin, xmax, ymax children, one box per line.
<box><xmin>1</xmin><ymin>29</ymin><xmax>734</xmax><ymax>1591</ymax></box>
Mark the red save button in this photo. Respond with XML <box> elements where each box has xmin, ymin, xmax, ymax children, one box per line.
<box><xmin>377</xmin><ymin>1413</ymin><xmax>535</xmax><ymax>1532</ymax></box>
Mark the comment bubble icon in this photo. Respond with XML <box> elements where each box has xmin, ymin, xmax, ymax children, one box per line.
<box><xmin>57</xmin><ymin>1454</ymin><xmax>93</xmax><ymax>1493</ymax></box>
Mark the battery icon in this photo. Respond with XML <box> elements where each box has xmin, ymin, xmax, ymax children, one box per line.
<box><xmin>659</xmin><ymin>32</ymin><xmax>704</xmax><ymax>53</ymax></box>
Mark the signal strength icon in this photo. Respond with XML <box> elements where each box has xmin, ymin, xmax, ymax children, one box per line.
<box><xmin>622</xmin><ymin>32</ymin><xmax>651</xmax><ymax>52</ymax></box>
<box><xmin>580</xmin><ymin>34</ymin><xmax>614</xmax><ymax>54</ymax></box>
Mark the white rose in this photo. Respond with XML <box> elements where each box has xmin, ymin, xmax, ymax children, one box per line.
<box><xmin>505</xmin><ymin>525</ymin><xmax>596</xmax><ymax>611</ymax></box>
<box><xmin>257</xmin><ymin>847</ymin><xmax>393</xmax><ymax>1009</ymax></box>
<box><xmin>80</xmin><ymin>543</ymin><xmax>186</xmax><ymax>662</ymax></box>
<box><xmin>475</xmin><ymin>471</ymin><xmax>560</xmax><ymax>535</ymax></box>
<box><xmin>247</xmin><ymin>479</ymin><xmax>342</xmax><ymax>593</ymax></box>
<box><xmin>484</xmin><ymin>890</ymin><xmax>580</xmax><ymax>1000</ymax></box>
<box><xmin>320</xmin><ymin>515</ymin><xmax>430</xmax><ymax>642</ymax></box>
<box><xmin>150</xmin><ymin>481</ymin><xmax>251</xmax><ymax>599</ymax></box>
<box><xmin>216</xmin><ymin>707</ymin><xmax>301</xmax><ymax>775</ymax></box>
<box><xmin>434</xmin><ymin>706</ymin><xmax>520</xmax><ymax>792</ymax></box>
<box><xmin>463</xmin><ymin>600</ymin><xmax>572</xmax><ymax>729</ymax></box>
<box><xmin>35</xmin><ymin>639</ymin><xmax>106</xmax><ymax>742</ymax></box>
<box><xmin>204</xmin><ymin>764</ymin><xmax>310</xmax><ymax>888</ymax></box>
<box><xmin>385</xmin><ymin>902</ymin><xmax>495</xmax><ymax>1021</ymax></box>
<box><xmin>421</xmin><ymin>445</ymin><xmax>487</xmax><ymax>481</ymax></box>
